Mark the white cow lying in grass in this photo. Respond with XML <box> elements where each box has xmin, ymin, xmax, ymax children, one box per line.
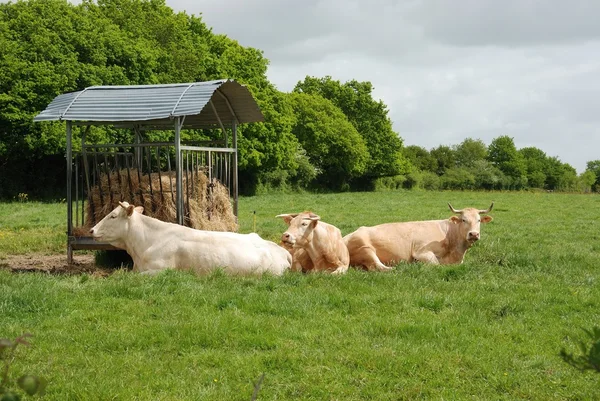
<box><xmin>90</xmin><ymin>202</ymin><xmax>291</xmax><ymax>275</ymax></box>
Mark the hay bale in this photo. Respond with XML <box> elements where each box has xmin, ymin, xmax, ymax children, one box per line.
<box><xmin>75</xmin><ymin>169</ymin><xmax>237</xmax><ymax>235</ymax></box>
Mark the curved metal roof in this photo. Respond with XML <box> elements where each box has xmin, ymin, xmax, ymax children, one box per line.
<box><xmin>33</xmin><ymin>79</ymin><xmax>264</xmax><ymax>129</ymax></box>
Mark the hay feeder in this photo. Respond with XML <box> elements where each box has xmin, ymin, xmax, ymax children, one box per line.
<box><xmin>34</xmin><ymin>80</ymin><xmax>265</xmax><ymax>263</ymax></box>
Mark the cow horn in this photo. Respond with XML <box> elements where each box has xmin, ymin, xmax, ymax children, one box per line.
<box><xmin>448</xmin><ymin>203</ymin><xmax>462</xmax><ymax>214</ymax></box>
<box><xmin>276</xmin><ymin>213</ymin><xmax>299</xmax><ymax>219</ymax></box>
<box><xmin>478</xmin><ymin>202</ymin><xmax>494</xmax><ymax>214</ymax></box>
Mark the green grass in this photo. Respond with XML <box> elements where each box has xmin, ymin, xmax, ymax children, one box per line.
<box><xmin>1</xmin><ymin>191</ymin><xmax>599</xmax><ymax>400</ymax></box>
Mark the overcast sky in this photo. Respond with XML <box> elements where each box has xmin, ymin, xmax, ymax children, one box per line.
<box><xmin>166</xmin><ymin>0</ymin><xmax>599</xmax><ymax>173</ymax></box>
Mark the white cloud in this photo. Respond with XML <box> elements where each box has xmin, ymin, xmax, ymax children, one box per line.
<box><xmin>168</xmin><ymin>0</ymin><xmax>600</xmax><ymax>172</ymax></box>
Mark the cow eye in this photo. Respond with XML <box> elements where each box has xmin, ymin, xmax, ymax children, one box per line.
<box><xmin>110</xmin><ymin>214</ymin><xmax>117</xmax><ymax>219</ymax></box>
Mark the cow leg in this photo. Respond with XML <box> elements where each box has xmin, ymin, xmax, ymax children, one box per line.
<box><xmin>331</xmin><ymin>264</ymin><xmax>349</xmax><ymax>275</ymax></box>
<box><xmin>357</xmin><ymin>247</ymin><xmax>393</xmax><ymax>272</ymax></box>
<box><xmin>413</xmin><ymin>251</ymin><xmax>440</xmax><ymax>264</ymax></box>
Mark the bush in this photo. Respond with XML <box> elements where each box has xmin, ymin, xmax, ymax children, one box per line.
<box><xmin>419</xmin><ymin>171</ymin><xmax>441</xmax><ymax>190</ymax></box>
<box><xmin>440</xmin><ymin>168</ymin><xmax>475</xmax><ymax>190</ymax></box>
<box><xmin>374</xmin><ymin>175</ymin><xmax>406</xmax><ymax>191</ymax></box>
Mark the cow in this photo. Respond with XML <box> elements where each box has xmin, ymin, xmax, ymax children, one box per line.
<box><xmin>90</xmin><ymin>201</ymin><xmax>291</xmax><ymax>276</ymax></box>
<box><xmin>276</xmin><ymin>211</ymin><xmax>349</xmax><ymax>274</ymax></box>
<box><xmin>343</xmin><ymin>203</ymin><xmax>494</xmax><ymax>270</ymax></box>
<box><xmin>279</xmin><ymin>240</ymin><xmax>314</xmax><ymax>273</ymax></box>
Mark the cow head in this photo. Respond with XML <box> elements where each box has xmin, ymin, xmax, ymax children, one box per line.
<box><xmin>276</xmin><ymin>211</ymin><xmax>321</xmax><ymax>248</ymax></box>
<box><xmin>90</xmin><ymin>201</ymin><xmax>144</xmax><ymax>243</ymax></box>
<box><xmin>447</xmin><ymin>202</ymin><xmax>494</xmax><ymax>243</ymax></box>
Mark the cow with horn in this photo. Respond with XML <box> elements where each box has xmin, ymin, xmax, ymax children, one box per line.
<box><xmin>343</xmin><ymin>203</ymin><xmax>494</xmax><ymax>270</ymax></box>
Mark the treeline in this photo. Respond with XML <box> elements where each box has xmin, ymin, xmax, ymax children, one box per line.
<box><xmin>0</xmin><ymin>0</ymin><xmax>598</xmax><ymax>199</ymax></box>
<box><xmin>394</xmin><ymin>136</ymin><xmax>599</xmax><ymax>192</ymax></box>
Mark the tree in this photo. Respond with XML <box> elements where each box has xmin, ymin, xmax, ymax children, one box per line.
<box><xmin>487</xmin><ymin>135</ymin><xmax>527</xmax><ymax>189</ymax></box>
<box><xmin>0</xmin><ymin>0</ymin><xmax>301</xmax><ymax>197</ymax></box>
<box><xmin>454</xmin><ymin>138</ymin><xmax>487</xmax><ymax>168</ymax></box>
<box><xmin>585</xmin><ymin>160</ymin><xmax>600</xmax><ymax>192</ymax></box>
<box><xmin>430</xmin><ymin>145</ymin><xmax>456</xmax><ymax>176</ymax></box>
<box><xmin>472</xmin><ymin>160</ymin><xmax>506</xmax><ymax>190</ymax></box>
<box><xmin>294</xmin><ymin>76</ymin><xmax>410</xmax><ymax>183</ymax></box>
<box><xmin>440</xmin><ymin>167</ymin><xmax>475</xmax><ymax>190</ymax></box>
<box><xmin>545</xmin><ymin>157</ymin><xmax>577</xmax><ymax>191</ymax></box>
<box><xmin>287</xmin><ymin>92</ymin><xmax>369</xmax><ymax>190</ymax></box>
<box><xmin>403</xmin><ymin>145</ymin><xmax>437</xmax><ymax>173</ymax></box>
<box><xmin>578</xmin><ymin>170</ymin><xmax>596</xmax><ymax>193</ymax></box>
<box><xmin>519</xmin><ymin>147</ymin><xmax>548</xmax><ymax>189</ymax></box>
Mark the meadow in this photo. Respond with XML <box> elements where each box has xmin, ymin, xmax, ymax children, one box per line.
<box><xmin>0</xmin><ymin>190</ymin><xmax>599</xmax><ymax>400</ymax></box>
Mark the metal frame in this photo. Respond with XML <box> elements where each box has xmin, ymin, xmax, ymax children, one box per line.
<box><xmin>34</xmin><ymin>81</ymin><xmax>262</xmax><ymax>265</ymax></box>
<box><xmin>64</xmin><ymin>112</ymin><xmax>240</xmax><ymax>264</ymax></box>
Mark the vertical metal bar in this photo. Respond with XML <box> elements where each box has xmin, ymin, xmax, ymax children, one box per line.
<box><xmin>166</xmin><ymin>148</ymin><xmax>174</xmax><ymax>204</ymax></box>
<box><xmin>103</xmin><ymin>153</ymin><xmax>113</xmax><ymax>206</ymax></box>
<box><xmin>185</xmin><ymin>150</ymin><xmax>191</xmax><ymax>225</ymax></box>
<box><xmin>75</xmin><ymin>158</ymin><xmax>79</xmax><ymax>229</ymax></box>
<box><xmin>114</xmin><ymin>151</ymin><xmax>122</xmax><ymax>200</ymax></box>
<box><xmin>125</xmin><ymin>154</ymin><xmax>134</xmax><ymax>202</ymax></box>
<box><xmin>146</xmin><ymin>146</ymin><xmax>154</xmax><ymax>212</ymax></box>
<box><xmin>208</xmin><ymin>150</ymin><xmax>213</xmax><ymax>183</ymax></box>
<box><xmin>134</xmin><ymin>126</ymin><xmax>142</xmax><ymax>169</ymax></box>
<box><xmin>66</xmin><ymin>121</ymin><xmax>73</xmax><ymax>264</ymax></box>
<box><xmin>175</xmin><ymin>118</ymin><xmax>183</xmax><ymax>225</ymax></box>
<box><xmin>157</xmin><ymin>146</ymin><xmax>164</xmax><ymax>202</ymax></box>
<box><xmin>93</xmin><ymin>151</ymin><xmax>104</xmax><ymax>210</ymax></box>
<box><xmin>232</xmin><ymin>122</ymin><xmax>238</xmax><ymax>219</ymax></box>
<box><xmin>135</xmin><ymin>147</ymin><xmax>145</xmax><ymax>207</ymax></box>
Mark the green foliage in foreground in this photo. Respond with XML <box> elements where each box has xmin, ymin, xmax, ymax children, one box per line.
<box><xmin>1</xmin><ymin>333</ymin><xmax>47</xmax><ymax>400</ymax></box>
<box><xmin>560</xmin><ymin>327</ymin><xmax>600</xmax><ymax>373</ymax></box>
<box><xmin>0</xmin><ymin>191</ymin><xmax>599</xmax><ymax>399</ymax></box>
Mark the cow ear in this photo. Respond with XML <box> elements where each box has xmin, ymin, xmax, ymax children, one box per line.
<box><xmin>481</xmin><ymin>215</ymin><xmax>493</xmax><ymax>224</ymax></box>
<box><xmin>126</xmin><ymin>205</ymin><xmax>135</xmax><ymax>216</ymax></box>
<box><xmin>276</xmin><ymin>214</ymin><xmax>294</xmax><ymax>225</ymax></box>
<box><xmin>308</xmin><ymin>214</ymin><xmax>320</xmax><ymax>227</ymax></box>
<box><xmin>134</xmin><ymin>206</ymin><xmax>144</xmax><ymax>214</ymax></box>
<box><xmin>449</xmin><ymin>215</ymin><xmax>461</xmax><ymax>224</ymax></box>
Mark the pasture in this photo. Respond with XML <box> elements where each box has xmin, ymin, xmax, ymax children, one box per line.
<box><xmin>0</xmin><ymin>190</ymin><xmax>599</xmax><ymax>400</ymax></box>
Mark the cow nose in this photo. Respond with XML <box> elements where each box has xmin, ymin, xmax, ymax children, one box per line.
<box><xmin>282</xmin><ymin>233</ymin><xmax>290</xmax><ymax>241</ymax></box>
<box><xmin>468</xmin><ymin>232</ymin><xmax>480</xmax><ymax>241</ymax></box>
<box><xmin>89</xmin><ymin>228</ymin><xmax>94</xmax><ymax>235</ymax></box>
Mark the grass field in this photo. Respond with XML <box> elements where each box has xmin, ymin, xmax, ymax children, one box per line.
<box><xmin>0</xmin><ymin>190</ymin><xmax>599</xmax><ymax>400</ymax></box>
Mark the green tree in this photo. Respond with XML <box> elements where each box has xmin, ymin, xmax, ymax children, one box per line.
<box><xmin>585</xmin><ymin>160</ymin><xmax>600</xmax><ymax>192</ymax></box>
<box><xmin>519</xmin><ymin>147</ymin><xmax>548</xmax><ymax>189</ymax></box>
<box><xmin>294</xmin><ymin>76</ymin><xmax>410</xmax><ymax>183</ymax></box>
<box><xmin>578</xmin><ymin>170</ymin><xmax>596</xmax><ymax>193</ymax></box>
<box><xmin>440</xmin><ymin>167</ymin><xmax>475</xmax><ymax>190</ymax></box>
<box><xmin>287</xmin><ymin>92</ymin><xmax>369</xmax><ymax>190</ymax></box>
<box><xmin>545</xmin><ymin>157</ymin><xmax>577</xmax><ymax>191</ymax></box>
<box><xmin>430</xmin><ymin>145</ymin><xmax>456</xmax><ymax>175</ymax></box>
<box><xmin>472</xmin><ymin>160</ymin><xmax>506</xmax><ymax>190</ymax></box>
<box><xmin>0</xmin><ymin>0</ymin><xmax>301</xmax><ymax>197</ymax></box>
<box><xmin>487</xmin><ymin>135</ymin><xmax>527</xmax><ymax>189</ymax></box>
<box><xmin>403</xmin><ymin>145</ymin><xmax>437</xmax><ymax>173</ymax></box>
<box><xmin>454</xmin><ymin>138</ymin><xmax>487</xmax><ymax>168</ymax></box>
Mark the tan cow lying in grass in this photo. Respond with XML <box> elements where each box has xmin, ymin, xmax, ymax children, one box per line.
<box><xmin>344</xmin><ymin>203</ymin><xmax>494</xmax><ymax>270</ymax></box>
<box><xmin>277</xmin><ymin>211</ymin><xmax>349</xmax><ymax>274</ymax></box>
<box><xmin>90</xmin><ymin>202</ymin><xmax>291</xmax><ymax>275</ymax></box>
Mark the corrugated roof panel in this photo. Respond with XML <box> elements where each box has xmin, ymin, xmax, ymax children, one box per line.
<box><xmin>33</xmin><ymin>79</ymin><xmax>264</xmax><ymax>127</ymax></box>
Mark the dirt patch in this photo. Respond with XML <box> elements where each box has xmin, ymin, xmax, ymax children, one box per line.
<box><xmin>0</xmin><ymin>253</ymin><xmax>115</xmax><ymax>277</ymax></box>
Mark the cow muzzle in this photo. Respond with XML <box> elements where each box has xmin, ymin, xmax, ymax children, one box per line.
<box><xmin>89</xmin><ymin>228</ymin><xmax>102</xmax><ymax>240</ymax></box>
<box><xmin>281</xmin><ymin>232</ymin><xmax>296</xmax><ymax>246</ymax></box>
<box><xmin>467</xmin><ymin>231</ymin><xmax>480</xmax><ymax>242</ymax></box>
